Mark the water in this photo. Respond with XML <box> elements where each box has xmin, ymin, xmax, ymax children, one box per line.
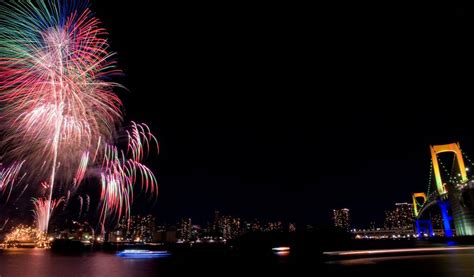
<box><xmin>325</xmin><ymin>250</ymin><xmax>474</xmax><ymax>276</ymax></box>
<box><xmin>0</xmin><ymin>249</ymin><xmax>161</xmax><ymax>276</ymax></box>
<box><xmin>2</xmin><ymin>248</ymin><xmax>474</xmax><ymax>276</ymax></box>
<box><xmin>0</xmin><ymin>248</ymin><xmax>292</xmax><ymax>277</ymax></box>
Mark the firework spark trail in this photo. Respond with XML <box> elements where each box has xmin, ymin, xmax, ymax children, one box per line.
<box><xmin>13</xmin><ymin>183</ymin><xmax>30</xmax><ymax>205</ymax></box>
<box><xmin>99</xmin><ymin>123</ymin><xmax>158</xmax><ymax>228</ymax></box>
<box><xmin>74</xmin><ymin>151</ymin><xmax>90</xmax><ymax>190</ymax></box>
<box><xmin>0</xmin><ymin>161</ymin><xmax>25</xmax><ymax>202</ymax></box>
<box><xmin>127</xmin><ymin>122</ymin><xmax>160</xmax><ymax>162</ymax></box>
<box><xmin>32</xmin><ymin>196</ymin><xmax>65</xmax><ymax>233</ymax></box>
<box><xmin>85</xmin><ymin>194</ymin><xmax>90</xmax><ymax>213</ymax></box>
<box><xmin>78</xmin><ymin>195</ymin><xmax>83</xmax><ymax>217</ymax></box>
<box><xmin>1</xmin><ymin>1</ymin><xmax>160</xmax><ymax>233</ymax></box>
<box><xmin>62</xmin><ymin>190</ymin><xmax>71</xmax><ymax>212</ymax></box>
<box><xmin>0</xmin><ymin>1</ymin><xmax>123</xmax><ymax>231</ymax></box>
<box><xmin>1</xmin><ymin>219</ymin><xmax>9</xmax><ymax>231</ymax></box>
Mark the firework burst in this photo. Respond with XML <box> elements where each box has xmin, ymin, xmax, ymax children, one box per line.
<box><xmin>32</xmin><ymin>196</ymin><xmax>65</xmax><ymax>233</ymax></box>
<box><xmin>0</xmin><ymin>1</ymin><xmax>160</xmax><ymax>233</ymax></box>
<box><xmin>99</xmin><ymin>123</ymin><xmax>158</xmax><ymax>229</ymax></box>
<box><xmin>0</xmin><ymin>0</ymin><xmax>122</xmax><ymax>189</ymax></box>
<box><xmin>0</xmin><ymin>0</ymin><xmax>124</xmax><ymax>230</ymax></box>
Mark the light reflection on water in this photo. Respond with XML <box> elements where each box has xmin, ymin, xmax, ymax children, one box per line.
<box><xmin>325</xmin><ymin>251</ymin><xmax>474</xmax><ymax>276</ymax></box>
<box><xmin>4</xmin><ymin>247</ymin><xmax>474</xmax><ymax>276</ymax></box>
<box><xmin>327</xmin><ymin>254</ymin><xmax>458</xmax><ymax>265</ymax></box>
<box><xmin>0</xmin><ymin>249</ymin><xmax>163</xmax><ymax>277</ymax></box>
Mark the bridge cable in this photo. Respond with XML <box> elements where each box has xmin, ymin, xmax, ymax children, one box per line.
<box><xmin>437</xmin><ymin>158</ymin><xmax>454</xmax><ymax>184</ymax></box>
<box><xmin>427</xmin><ymin>161</ymin><xmax>433</xmax><ymax>196</ymax></box>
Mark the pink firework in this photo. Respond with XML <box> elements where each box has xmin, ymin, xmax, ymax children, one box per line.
<box><xmin>0</xmin><ymin>1</ymin><xmax>122</xmax><ymax>229</ymax></box>
<box><xmin>0</xmin><ymin>1</ymin><xmax>159</xmax><ymax>233</ymax></box>
<box><xmin>99</xmin><ymin>123</ymin><xmax>158</xmax><ymax>228</ymax></box>
<box><xmin>0</xmin><ymin>1</ymin><xmax>122</xmax><ymax>182</ymax></box>
<box><xmin>0</xmin><ymin>162</ymin><xmax>25</xmax><ymax>202</ymax></box>
<box><xmin>32</xmin><ymin>196</ymin><xmax>65</xmax><ymax>233</ymax></box>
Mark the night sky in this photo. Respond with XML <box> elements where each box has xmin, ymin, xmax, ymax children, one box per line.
<box><xmin>91</xmin><ymin>3</ymin><xmax>470</xmax><ymax>227</ymax></box>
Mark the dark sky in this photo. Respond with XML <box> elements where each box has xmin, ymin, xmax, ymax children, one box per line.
<box><xmin>91</xmin><ymin>3</ymin><xmax>471</xmax><ymax>227</ymax></box>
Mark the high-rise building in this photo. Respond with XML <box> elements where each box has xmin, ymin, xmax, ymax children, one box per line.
<box><xmin>384</xmin><ymin>203</ymin><xmax>414</xmax><ymax>230</ymax></box>
<box><xmin>210</xmin><ymin>211</ymin><xmax>241</xmax><ymax>239</ymax></box>
<box><xmin>333</xmin><ymin>208</ymin><xmax>351</xmax><ymax>231</ymax></box>
<box><xmin>222</xmin><ymin>216</ymin><xmax>241</xmax><ymax>240</ymax></box>
<box><xmin>179</xmin><ymin>218</ymin><xmax>192</xmax><ymax>241</ymax></box>
<box><xmin>152</xmin><ymin>224</ymin><xmax>178</xmax><ymax>243</ymax></box>
<box><xmin>212</xmin><ymin>211</ymin><xmax>221</xmax><ymax>236</ymax></box>
<box><xmin>211</xmin><ymin>211</ymin><xmax>222</xmax><ymax>235</ymax></box>
<box><xmin>115</xmin><ymin>214</ymin><xmax>155</xmax><ymax>242</ymax></box>
<box><xmin>431</xmin><ymin>213</ymin><xmax>443</xmax><ymax>229</ymax></box>
<box><xmin>141</xmin><ymin>215</ymin><xmax>155</xmax><ymax>242</ymax></box>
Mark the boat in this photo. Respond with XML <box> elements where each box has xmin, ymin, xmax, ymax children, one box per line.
<box><xmin>116</xmin><ymin>249</ymin><xmax>171</xmax><ymax>258</ymax></box>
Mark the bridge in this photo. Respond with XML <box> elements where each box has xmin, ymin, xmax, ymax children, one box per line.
<box><xmin>413</xmin><ymin>143</ymin><xmax>474</xmax><ymax>237</ymax></box>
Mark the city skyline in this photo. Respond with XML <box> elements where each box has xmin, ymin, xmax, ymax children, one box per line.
<box><xmin>0</xmin><ymin>1</ymin><xmax>471</xmax><ymax>276</ymax></box>
<box><xmin>0</xmin><ymin>2</ymin><xmax>468</xmax><ymax>230</ymax></box>
<box><xmin>88</xmin><ymin>2</ymin><xmax>469</xmax><ymax>227</ymax></box>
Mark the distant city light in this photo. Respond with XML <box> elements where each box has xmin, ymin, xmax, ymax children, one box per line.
<box><xmin>275</xmin><ymin>250</ymin><xmax>290</xmax><ymax>257</ymax></box>
<box><xmin>333</xmin><ymin>208</ymin><xmax>350</xmax><ymax>231</ymax></box>
<box><xmin>3</xmin><ymin>225</ymin><xmax>50</xmax><ymax>248</ymax></box>
<box><xmin>272</xmin><ymin>247</ymin><xmax>290</xmax><ymax>251</ymax></box>
<box><xmin>324</xmin><ymin>246</ymin><xmax>474</xmax><ymax>256</ymax></box>
<box><xmin>272</xmin><ymin>246</ymin><xmax>291</xmax><ymax>257</ymax></box>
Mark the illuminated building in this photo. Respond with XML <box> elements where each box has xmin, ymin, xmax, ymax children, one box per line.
<box><xmin>210</xmin><ymin>211</ymin><xmax>241</xmax><ymax>239</ymax></box>
<box><xmin>116</xmin><ymin>214</ymin><xmax>156</xmax><ymax>242</ymax></box>
<box><xmin>153</xmin><ymin>225</ymin><xmax>177</xmax><ymax>243</ymax></box>
<box><xmin>141</xmin><ymin>215</ymin><xmax>156</xmax><ymax>242</ymax></box>
<box><xmin>109</xmin><ymin>230</ymin><xmax>124</xmax><ymax>242</ymax></box>
<box><xmin>225</xmin><ymin>216</ymin><xmax>241</xmax><ymax>239</ymax></box>
<box><xmin>130</xmin><ymin>215</ymin><xmax>155</xmax><ymax>242</ymax></box>
<box><xmin>265</xmin><ymin>221</ymin><xmax>283</xmax><ymax>232</ymax></box>
<box><xmin>430</xmin><ymin>213</ymin><xmax>447</xmax><ymax>236</ymax></box>
<box><xmin>251</xmin><ymin>220</ymin><xmax>261</xmax><ymax>232</ymax></box>
<box><xmin>431</xmin><ymin>214</ymin><xmax>442</xmax><ymax>229</ymax></box>
<box><xmin>219</xmin><ymin>216</ymin><xmax>240</xmax><ymax>239</ymax></box>
<box><xmin>49</xmin><ymin>220</ymin><xmax>94</xmax><ymax>242</ymax></box>
<box><xmin>179</xmin><ymin>218</ymin><xmax>192</xmax><ymax>241</ymax></box>
<box><xmin>333</xmin><ymin>208</ymin><xmax>351</xmax><ymax>231</ymax></box>
<box><xmin>212</xmin><ymin>211</ymin><xmax>221</xmax><ymax>236</ymax></box>
<box><xmin>384</xmin><ymin>203</ymin><xmax>414</xmax><ymax>230</ymax></box>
